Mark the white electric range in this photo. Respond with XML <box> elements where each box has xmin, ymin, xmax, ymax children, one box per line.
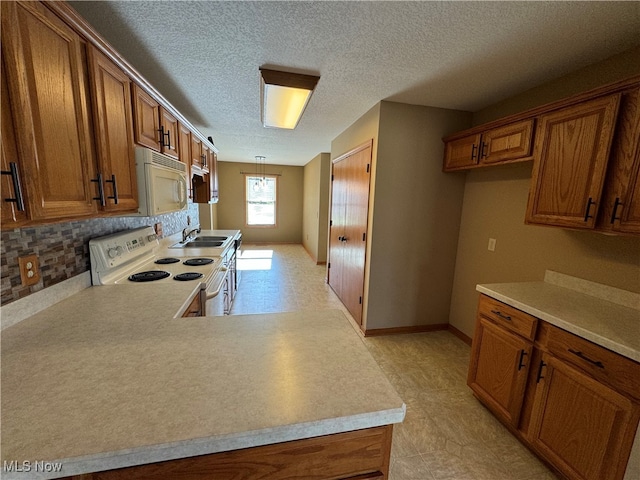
<box><xmin>89</xmin><ymin>226</ymin><xmax>229</xmax><ymax>315</ymax></box>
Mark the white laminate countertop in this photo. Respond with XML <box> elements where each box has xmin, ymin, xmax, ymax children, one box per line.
<box><xmin>1</xmin><ymin>282</ymin><xmax>405</xmax><ymax>479</ymax></box>
<box><xmin>477</xmin><ymin>271</ymin><xmax>640</xmax><ymax>362</ymax></box>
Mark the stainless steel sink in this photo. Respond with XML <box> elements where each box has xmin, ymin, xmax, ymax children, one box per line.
<box><xmin>193</xmin><ymin>236</ymin><xmax>229</xmax><ymax>242</ymax></box>
<box><xmin>171</xmin><ymin>240</ymin><xmax>225</xmax><ymax>248</ymax></box>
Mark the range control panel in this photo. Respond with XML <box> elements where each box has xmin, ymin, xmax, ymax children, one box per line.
<box><xmin>89</xmin><ymin>226</ymin><xmax>159</xmax><ymax>272</ymax></box>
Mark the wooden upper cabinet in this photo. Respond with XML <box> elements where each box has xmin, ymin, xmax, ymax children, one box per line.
<box><xmin>191</xmin><ymin>135</ymin><xmax>205</xmax><ymax>171</ymax></box>
<box><xmin>597</xmin><ymin>87</ymin><xmax>640</xmax><ymax>235</ymax></box>
<box><xmin>480</xmin><ymin>119</ymin><xmax>534</xmax><ymax>165</ymax></box>
<box><xmin>443</xmin><ymin>133</ymin><xmax>481</xmax><ymax>171</ymax></box>
<box><xmin>178</xmin><ymin>123</ymin><xmax>192</xmax><ymax>198</ymax></box>
<box><xmin>132</xmin><ymin>83</ymin><xmax>161</xmax><ymax>151</ymax></box>
<box><xmin>525</xmin><ymin>94</ymin><xmax>621</xmax><ymax>229</ymax></box>
<box><xmin>159</xmin><ymin>107</ymin><xmax>179</xmax><ymax>159</ymax></box>
<box><xmin>1</xmin><ymin>1</ymin><xmax>99</xmax><ymax>221</ymax></box>
<box><xmin>87</xmin><ymin>46</ymin><xmax>138</xmax><ymax>213</ymax></box>
<box><xmin>528</xmin><ymin>353</ymin><xmax>639</xmax><ymax>480</ymax></box>
<box><xmin>1</xmin><ymin>54</ymin><xmax>28</xmax><ymax>227</ymax></box>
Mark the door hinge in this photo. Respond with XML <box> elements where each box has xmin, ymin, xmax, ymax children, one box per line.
<box><xmin>328</xmin><ymin>263</ymin><xmax>330</xmax><ymax>269</ymax></box>
<box><xmin>366</xmin><ymin>164</ymin><xmax>370</xmax><ymax>173</ymax></box>
<box><xmin>330</xmin><ymin>219</ymin><xmax>332</xmax><ymax>226</ymax></box>
<box><xmin>362</xmin><ymin>232</ymin><xmax>366</xmax><ymax>242</ymax></box>
<box><xmin>331</xmin><ymin>174</ymin><xmax>334</xmax><ymax>181</ymax></box>
<box><xmin>359</xmin><ymin>296</ymin><xmax>362</xmax><ymax>304</ymax></box>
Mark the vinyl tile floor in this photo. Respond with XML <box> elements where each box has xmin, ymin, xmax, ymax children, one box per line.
<box><xmin>232</xmin><ymin>244</ymin><xmax>558</xmax><ymax>480</ymax></box>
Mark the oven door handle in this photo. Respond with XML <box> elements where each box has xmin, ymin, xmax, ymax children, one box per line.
<box><xmin>205</xmin><ymin>267</ymin><xmax>228</xmax><ymax>299</ymax></box>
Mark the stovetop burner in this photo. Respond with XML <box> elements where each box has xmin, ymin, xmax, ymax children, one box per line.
<box><xmin>155</xmin><ymin>257</ymin><xmax>181</xmax><ymax>265</ymax></box>
<box><xmin>183</xmin><ymin>258</ymin><xmax>214</xmax><ymax>266</ymax></box>
<box><xmin>128</xmin><ymin>270</ymin><xmax>171</xmax><ymax>282</ymax></box>
<box><xmin>173</xmin><ymin>272</ymin><xmax>204</xmax><ymax>281</ymax></box>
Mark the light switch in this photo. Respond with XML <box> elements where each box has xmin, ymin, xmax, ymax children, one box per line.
<box><xmin>488</xmin><ymin>238</ymin><xmax>496</xmax><ymax>252</ymax></box>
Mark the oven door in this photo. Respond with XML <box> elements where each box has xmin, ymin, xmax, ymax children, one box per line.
<box><xmin>205</xmin><ymin>266</ymin><xmax>228</xmax><ymax>316</ymax></box>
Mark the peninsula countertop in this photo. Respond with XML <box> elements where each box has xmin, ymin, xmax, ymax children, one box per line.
<box><xmin>477</xmin><ymin>271</ymin><xmax>640</xmax><ymax>362</ymax></box>
<box><xmin>1</xmin><ymin>285</ymin><xmax>405</xmax><ymax>479</ymax></box>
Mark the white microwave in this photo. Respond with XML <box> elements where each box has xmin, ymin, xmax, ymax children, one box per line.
<box><xmin>130</xmin><ymin>147</ymin><xmax>188</xmax><ymax>216</ymax></box>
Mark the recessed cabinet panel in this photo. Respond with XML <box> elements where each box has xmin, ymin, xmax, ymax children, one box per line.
<box><xmin>132</xmin><ymin>83</ymin><xmax>161</xmax><ymax>151</ymax></box>
<box><xmin>159</xmin><ymin>107</ymin><xmax>179</xmax><ymax>159</ymax></box>
<box><xmin>2</xmin><ymin>1</ymin><xmax>98</xmax><ymax>221</ymax></box>
<box><xmin>468</xmin><ymin>316</ymin><xmax>532</xmax><ymax>427</ymax></box>
<box><xmin>88</xmin><ymin>46</ymin><xmax>138</xmax><ymax>213</ymax></box>
<box><xmin>1</xmin><ymin>54</ymin><xmax>28</xmax><ymax>227</ymax></box>
<box><xmin>529</xmin><ymin>354</ymin><xmax>639</xmax><ymax>480</ymax></box>
<box><xmin>598</xmin><ymin>87</ymin><xmax>640</xmax><ymax>234</ymax></box>
<box><xmin>443</xmin><ymin>133</ymin><xmax>481</xmax><ymax>171</ymax></box>
<box><xmin>481</xmin><ymin>119</ymin><xmax>534</xmax><ymax>164</ymax></box>
<box><xmin>526</xmin><ymin>94</ymin><xmax>621</xmax><ymax>229</ymax></box>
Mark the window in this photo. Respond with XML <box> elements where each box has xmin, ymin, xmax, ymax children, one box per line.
<box><xmin>246</xmin><ymin>175</ymin><xmax>277</xmax><ymax>226</ymax></box>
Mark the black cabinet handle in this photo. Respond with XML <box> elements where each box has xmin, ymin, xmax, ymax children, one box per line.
<box><xmin>158</xmin><ymin>126</ymin><xmax>170</xmax><ymax>147</ymax></box>
<box><xmin>91</xmin><ymin>173</ymin><xmax>106</xmax><ymax>207</ymax></box>
<box><xmin>105</xmin><ymin>174</ymin><xmax>118</xmax><ymax>205</ymax></box>
<box><xmin>518</xmin><ymin>350</ymin><xmax>528</xmax><ymax>371</ymax></box>
<box><xmin>490</xmin><ymin>309</ymin><xmax>512</xmax><ymax>321</ymax></box>
<box><xmin>480</xmin><ymin>142</ymin><xmax>488</xmax><ymax>159</ymax></box>
<box><xmin>536</xmin><ymin>360</ymin><xmax>547</xmax><ymax>383</ymax></box>
<box><xmin>568</xmin><ymin>349</ymin><xmax>604</xmax><ymax>369</ymax></box>
<box><xmin>610</xmin><ymin>197</ymin><xmax>622</xmax><ymax>224</ymax></box>
<box><xmin>471</xmin><ymin>144</ymin><xmax>478</xmax><ymax>161</ymax></box>
<box><xmin>1</xmin><ymin>162</ymin><xmax>25</xmax><ymax>211</ymax></box>
<box><xmin>584</xmin><ymin>197</ymin><xmax>596</xmax><ymax>222</ymax></box>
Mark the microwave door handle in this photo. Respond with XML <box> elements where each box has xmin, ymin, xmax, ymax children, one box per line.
<box><xmin>176</xmin><ymin>177</ymin><xmax>187</xmax><ymax>208</ymax></box>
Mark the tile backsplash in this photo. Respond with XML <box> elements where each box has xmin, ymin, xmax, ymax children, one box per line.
<box><xmin>0</xmin><ymin>203</ymin><xmax>199</xmax><ymax>306</ymax></box>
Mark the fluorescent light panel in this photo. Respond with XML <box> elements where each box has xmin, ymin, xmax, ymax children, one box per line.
<box><xmin>260</xmin><ymin>68</ymin><xmax>319</xmax><ymax>129</ymax></box>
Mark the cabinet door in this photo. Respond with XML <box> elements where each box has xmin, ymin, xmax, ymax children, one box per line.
<box><xmin>87</xmin><ymin>46</ymin><xmax>138</xmax><ymax>213</ymax></box>
<box><xmin>443</xmin><ymin>133</ymin><xmax>482</xmax><ymax>171</ymax></box>
<box><xmin>526</xmin><ymin>95</ymin><xmax>621</xmax><ymax>229</ymax></box>
<box><xmin>529</xmin><ymin>354</ymin><xmax>640</xmax><ymax>480</ymax></box>
<box><xmin>178</xmin><ymin>123</ymin><xmax>192</xmax><ymax>198</ymax></box>
<box><xmin>598</xmin><ymin>87</ymin><xmax>640</xmax><ymax>235</ymax></box>
<box><xmin>191</xmin><ymin>135</ymin><xmax>203</xmax><ymax>170</ymax></box>
<box><xmin>2</xmin><ymin>1</ymin><xmax>98</xmax><ymax>221</ymax></box>
<box><xmin>480</xmin><ymin>119</ymin><xmax>534</xmax><ymax>165</ymax></box>
<box><xmin>159</xmin><ymin>106</ymin><xmax>179</xmax><ymax>159</ymax></box>
<box><xmin>1</xmin><ymin>54</ymin><xmax>28</xmax><ymax>227</ymax></box>
<box><xmin>132</xmin><ymin>83</ymin><xmax>161</xmax><ymax>151</ymax></box>
<box><xmin>467</xmin><ymin>317</ymin><xmax>532</xmax><ymax>427</ymax></box>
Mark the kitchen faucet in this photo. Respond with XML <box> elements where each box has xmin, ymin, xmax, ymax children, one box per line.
<box><xmin>182</xmin><ymin>226</ymin><xmax>201</xmax><ymax>243</ymax></box>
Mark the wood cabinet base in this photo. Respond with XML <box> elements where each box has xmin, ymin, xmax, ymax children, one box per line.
<box><xmin>63</xmin><ymin>425</ymin><xmax>393</xmax><ymax>480</ymax></box>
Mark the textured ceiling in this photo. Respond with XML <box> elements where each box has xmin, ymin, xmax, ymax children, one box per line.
<box><xmin>69</xmin><ymin>1</ymin><xmax>640</xmax><ymax>166</ymax></box>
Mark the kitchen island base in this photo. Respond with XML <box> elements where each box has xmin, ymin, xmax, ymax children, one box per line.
<box><xmin>60</xmin><ymin>425</ymin><xmax>392</xmax><ymax>480</ymax></box>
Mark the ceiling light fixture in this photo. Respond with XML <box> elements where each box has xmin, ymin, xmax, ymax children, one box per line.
<box><xmin>260</xmin><ymin>68</ymin><xmax>320</xmax><ymax>130</ymax></box>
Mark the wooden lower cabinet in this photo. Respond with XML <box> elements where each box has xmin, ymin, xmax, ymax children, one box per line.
<box><xmin>62</xmin><ymin>425</ymin><xmax>393</xmax><ymax>480</ymax></box>
<box><xmin>529</xmin><ymin>353</ymin><xmax>640</xmax><ymax>480</ymax></box>
<box><xmin>469</xmin><ymin>294</ymin><xmax>640</xmax><ymax>480</ymax></box>
<box><xmin>468</xmin><ymin>316</ymin><xmax>532</xmax><ymax>427</ymax></box>
<box><xmin>181</xmin><ymin>293</ymin><xmax>202</xmax><ymax>317</ymax></box>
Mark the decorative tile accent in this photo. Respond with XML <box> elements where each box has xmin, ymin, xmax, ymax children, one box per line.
<box><xmin>0</xmin><ymin>203</ymin><xmax>199</xmax><ymax>306</ymax></box>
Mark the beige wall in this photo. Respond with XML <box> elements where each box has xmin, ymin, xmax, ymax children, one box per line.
<box><xmin>302</xmin><ymin>153</ymin><xmax>331</xmax><ymax>263</ymax></box>
<box><xmin>330</xmin><ymin>101</ymin><xmax>472</xmax><ymax>331</ymax></box>
<box><xmin>449</xmin><ymin>48</ymin><xmax>640</xmax><ymax>338</ymax></box>
<box><xmin>366</xmin><ymin>102</ymin><xmax>471</xmax><ymax>330</ymax></box>
<box><xmin>216</xmin><ymin>161</ymin><xmax>304</xmax><ymax>243</ymax></box>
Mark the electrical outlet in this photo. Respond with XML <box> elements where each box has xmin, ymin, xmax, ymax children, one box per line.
<box><xmin>18</xmin><ymin>254</ymin><xmax>40</xmax><ymax>286</ymax></box>
<box><xmin>154</xmin><ymin>222</ymin><xmax>163</xmax><ymax>237</ymax></box>
<box><xmin>488</xmin><ymin>238</ymin><xmax>497</xmax><ymax>252</ymax></box>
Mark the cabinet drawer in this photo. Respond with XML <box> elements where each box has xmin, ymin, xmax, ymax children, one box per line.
<box><xmin>478</xmin><ymin>294</ymin><xmax>538</xmax><ymax>340</ymax></box>
<box><xmin>541</xmin><ymin>322</ymin><xmax>640</xmax><ymax>401</ymax></box>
